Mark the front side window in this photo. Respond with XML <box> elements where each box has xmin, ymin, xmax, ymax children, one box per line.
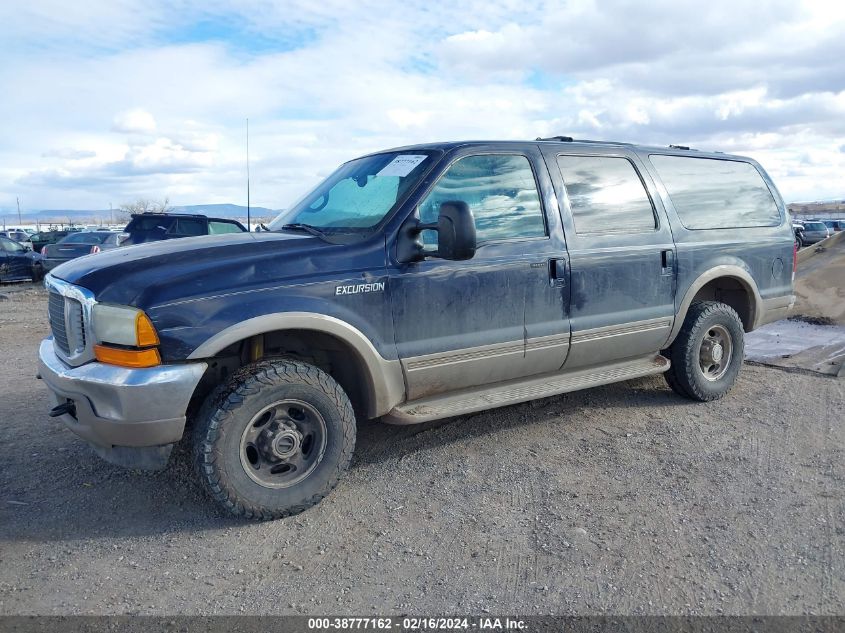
<box><xmin>268</xmin><ymin>151</ymin><xmax>436</xmax><ymax>233</ymax></box>
<box><xmin>418</xmin><ymin>154</ymin><xmax>546</xmax><ymax>244</ymax></box>
<box><xmin>557</xmin><ymin>155</ymin><xmax>657</xmax><ymax>235</ymax></box>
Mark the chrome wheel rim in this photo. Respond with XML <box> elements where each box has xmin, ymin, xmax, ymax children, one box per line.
<box><xmin>239</xmin><ymin>399</ymin><xmax>327</xmax><ymax>488</ymax></box>
<box><xmin>699</xmin><ymin>324</ymin><xmax>733</xmax><ymax>381</ymax></box>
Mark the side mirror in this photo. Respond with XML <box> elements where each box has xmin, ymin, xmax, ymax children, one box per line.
<box><xmin>397</xmin><ymin>200</ymin><xmax>477</xmax><ymax>263</ymax></box>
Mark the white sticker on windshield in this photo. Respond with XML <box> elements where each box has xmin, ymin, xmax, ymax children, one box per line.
<box><xmin>376</xmin><ymin>154</ymin><xmax>428</xmax><ymax>178</ymax></box>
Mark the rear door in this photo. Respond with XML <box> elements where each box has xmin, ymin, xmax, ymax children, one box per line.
<box><xmin>389</xmin><ymin>146</ymin><xmax>571</xmax><ymax>400</ymax></box>
<box><xmin>541</xmin><ymin>146</ymin><xmax>676</xmax><ymax>369</ymax></box>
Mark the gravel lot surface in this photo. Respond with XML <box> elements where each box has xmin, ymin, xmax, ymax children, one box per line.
<box><xmin>1</xmin><ymin>283</ymin><xmax>843</xmax><ymax>615</ymax></box>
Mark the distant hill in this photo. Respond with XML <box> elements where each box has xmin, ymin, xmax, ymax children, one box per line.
<box><xmin>171</xmin><ymin>204</ymin><xmax>277</xmax><ymax>218</ymax></box>
<box><xmin>4</xmin><ymin>204</ymin><xmax>279</xmax><ymax>226</ymax></box>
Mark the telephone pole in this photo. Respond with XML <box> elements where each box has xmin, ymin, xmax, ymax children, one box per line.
<box><xmin>17</xmin><ymin>197</ymin><xmax>21</xmax><ymax>225</ymax></box>
<box><xmin>246</xmin><ymin>118</ymin><xmax>251</xmax><ymax>232</ymax></box>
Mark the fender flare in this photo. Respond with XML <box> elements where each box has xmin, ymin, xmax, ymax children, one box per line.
<box><xmin>187</xmin><ymin>312</ymin><xmax>406</xmax><ymax>418</ymax></box>
<box><xmin>665</xmin><ymin>265</ymin><xmax>763</xmax><ymax>346</ymax></box>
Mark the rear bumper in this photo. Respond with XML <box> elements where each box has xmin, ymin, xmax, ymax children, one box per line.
<box><xmin>43</xmin><ymin>258</ymin><xmax>71</xmax><ymax>271</ymax></box>
<box><xmin>38</xmin><ymin>338</ymin><xmax>207</xmax><ymax>451</ymax></box>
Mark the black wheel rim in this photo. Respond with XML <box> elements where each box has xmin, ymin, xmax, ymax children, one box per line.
<box><xmin>239</xmin><ymin>399</ymin><xmax>328</xmax><ymax>488</ymax></box>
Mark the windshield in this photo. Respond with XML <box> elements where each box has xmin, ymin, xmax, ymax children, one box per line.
<box><xmin>267</xmin><ymin>150</ymin><xmax>436</xmax><ymax>232</ymax></box>
<box><xmin>805</xmin><ymin>222</ymin><xmax>826</xmax><ymax>231</ymax></box>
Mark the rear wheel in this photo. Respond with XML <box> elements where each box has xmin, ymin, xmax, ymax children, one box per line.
<box><xmin>193</xmin><ymin>358</ymin><xmax>356</xmax><ymax>520</ymax></box>
<box><xmin>663</xmin><ymin>301</ymin><xmax>745</xmax><ymax>401</ymax></box>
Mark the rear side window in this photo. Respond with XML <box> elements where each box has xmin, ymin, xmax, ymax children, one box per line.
<box><xmin>649</xmin><ymin>155</ymin><xmax>781</xmax><ymax>230</ymax></box>
<box><xmin>556</xmin><ymin>155</ymin><xmax>657</xmax><ymax>234</ymax></box>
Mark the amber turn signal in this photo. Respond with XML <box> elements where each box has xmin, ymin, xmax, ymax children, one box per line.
<box><xmin>135</xmin><ymin>312</ymin><xmax>160</xmax><ymax>347</ymax></box>
<box><xmin>94</xmin><ymin>345</ymin><xmax>161</xmax><ymax>368</ymax></box>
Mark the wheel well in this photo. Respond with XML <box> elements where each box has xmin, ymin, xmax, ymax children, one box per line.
<box><xmin>189</xmin><ymin>329</ymin><xmax>373</xmax><ymax>420</ymax></box>
<box><xmin>690</xmin><ymin>277</ymin><xmax>754</xmax><ymax>331</ymax></box>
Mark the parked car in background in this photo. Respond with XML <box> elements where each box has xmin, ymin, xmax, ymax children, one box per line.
<box><xmin>28</xmin><ymin>230</ymin><xmax>73</xmax><ymax>254</ymax></box>
<box><xmin>0</xmin><ymin>229</ymin><xmax>30</xmax><ymax>243</ymax></box>
<box><xmin>0</xmin><ymin>235</ymin><xmax>43</xmax><ymax>281</ymax></box>
<box><xmin>119</xmin><ymin>213</ymin><xmax>247</xmax><ymax>245</ymax></box>
<box><xmin>820</xmin><ymin>219</ymin><xmax>844</xmax><ymax>232</ymax></box>
<box><xmin>792</xmin><ymin>221</ymin><xmax>806</xmax><ymax>248</ymax></box>
<box><xmin>41</xmin><ymin>231</ymin><xmax>121</xmax><ymax>272</ymax></box>
<box><xmin>800</xmin><ymin>221</ymin><xmax>831</xmax><ymax>245</ymax></box>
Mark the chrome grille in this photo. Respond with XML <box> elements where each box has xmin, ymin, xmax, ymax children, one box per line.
<box><xmin>48</xmin><ymin>291</ymin><xmax>87</xmax><ymax>357</ymax></box>
<box><xmin>48</xmin><ymin>291</ymin><xmax>70</xmax><ymax>354</ymax></box>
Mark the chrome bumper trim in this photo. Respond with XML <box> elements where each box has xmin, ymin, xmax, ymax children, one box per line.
<box><xmin>38</xmin><ymin>338</ymin><xmax>207</xmax><ymax>448</ymax></box>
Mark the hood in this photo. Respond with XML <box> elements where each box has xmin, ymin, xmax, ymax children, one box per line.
<box><xmin>50</xmin><ymin>231</ymin><xmax>335</xmax><ymax>307</ymax></box>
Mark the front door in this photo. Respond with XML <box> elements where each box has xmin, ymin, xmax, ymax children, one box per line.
<box><xmin>388</xmin><ymin>148</ymin><xmax>571</xmax><ymax>401</ymax></box>
<box><xmin>541</xmin><ymin>147</ymin><xmax>677</xmax><ymax>369</ymax></box>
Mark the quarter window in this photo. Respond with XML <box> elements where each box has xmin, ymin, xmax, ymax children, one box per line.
<box><xmin>209</xmin><ymin>221</ymin><xmax>244</xmax><ymax>234</ymax></box>
<box><xmin>557</xmin><ymin>155</ymin><xmax>657</xmax><ymax>234</ymax></box>
<box><xmin>418</xmin><ymin>154</ymin><xmax>546</xmax><ymax>243</ymax></box>
<box><xmin>649</xmin><ymin>155</ymin><xmax>781</xmax><ymax>230</ymax></box>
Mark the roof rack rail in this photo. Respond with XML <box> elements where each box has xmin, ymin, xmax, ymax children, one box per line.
<box><xmin>668</xmin><ymin>144</ymin><xmax>691</xmax><ymax>150</ymax></box>
<box><xmin>536</xmin><ymin>136</ymin><xmax>636</xmax><ymax>147</ymax></box>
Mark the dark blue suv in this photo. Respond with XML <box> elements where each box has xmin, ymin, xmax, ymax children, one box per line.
<box><xmin>38</xmin><ymin>138</ymin><xmax>795</xmax><ymax>519</ymax></box>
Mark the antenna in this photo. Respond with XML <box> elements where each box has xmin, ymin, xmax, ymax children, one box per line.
<box><xmin>246</xmin><ymin>118</ymin><xmax>251</xmax><ymax>232</ymax></box>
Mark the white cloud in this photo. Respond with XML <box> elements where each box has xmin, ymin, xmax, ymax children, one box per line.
<box><xmin>112</xmin><ymin>109</ymin><xmax>157</xmax><ymax>135</ymax></box>
<box><xmin>1</xmin><ymin>0</ymin><xmax>844</xmax><ymax>213</ymax></box>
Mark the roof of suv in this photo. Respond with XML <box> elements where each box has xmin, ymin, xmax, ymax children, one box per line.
<box><xmin>129</xmin><ymin>212</ymin><xmax>241</xmax><ymax>222</ymax></box>
<box><xmin>370</xmin><ymin>137</ymin><xmax>745</xmax><ymax>163</ymax></box>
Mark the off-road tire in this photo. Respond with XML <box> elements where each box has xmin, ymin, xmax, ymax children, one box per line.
<box><xmin>663</xmin><ymin>301</ymin><xmax>745</xmax><ymax>402</ymax></box>
<box><xmin>193</xmin><ymin>358</ymin><xmax>356</xmax><ymax>520</ymax></box>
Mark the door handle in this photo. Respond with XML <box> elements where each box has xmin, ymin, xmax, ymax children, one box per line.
<box><xmin>661</xmin><ymin>249</ymin><xmax>674</xmax><ymax>275</ymax></box>
<box><xmin>549</xmin><ymin>258</ymin><xmax>568</xmax><ymax>286</ymax></box>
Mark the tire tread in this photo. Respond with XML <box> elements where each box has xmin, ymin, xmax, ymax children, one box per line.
<box><xmin>192</xmin><ymin>358</ymin><xmax>356</xmax><ymax>520</ymax></box>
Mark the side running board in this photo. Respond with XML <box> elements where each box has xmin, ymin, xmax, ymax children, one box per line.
<box><xmin>382</xmin><ymin>354</ymin><xmax>670</xmax><ymax>425</ymax></box>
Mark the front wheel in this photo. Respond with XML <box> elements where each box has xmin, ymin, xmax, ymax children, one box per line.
<box><xmin>663</xmin><ymin>301</ymin><xmax>745</xmax><ymax>401</ymax></box>
<box><xmin>193</xmin><ymin>358</ymin><xmax>356</xmax><ymax>520</ymax></box>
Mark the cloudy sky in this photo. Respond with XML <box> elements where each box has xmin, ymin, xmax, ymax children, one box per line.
<box><xmin>2</xmin><ymin>0</ymin><xmax>844</xmax><ymax>214</ymax></box>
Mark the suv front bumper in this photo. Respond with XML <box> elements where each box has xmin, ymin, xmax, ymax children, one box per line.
<box><xmin>38</xmin><ymin>338</ymin><xmax>207</xmax><ymax>468</ymax></box>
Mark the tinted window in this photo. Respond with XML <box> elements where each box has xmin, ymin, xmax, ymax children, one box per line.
<box><xmin>419</xmin><ymin>154</ymin><xmax>545</xmax><ymax>243</ymax></box>
<box><xmin>649</xmin><ymin>155</ymin><xmax>781</xmax><ymax>230</ymax></box>
<box><xmin>209</xmin><ymin>220</ymin><xmax>244</xmax><ymax>234</ymax></box>
<box><xmin>804</xmin><ymin>222</ymin><xmax>826</xmax><ymax>231</ymax></box>
<box><xmin>557</xmin><ymin>155</ymin><xmax>656</xmax><ymax>234</ymax></box>
<box><xmin>171</xmin><ymin>218</ymin><xmax>206</xmax><ymax>236</ymax></box>
<box><xmin>128</xmin><ymin>216</ymin><xmax>175</xmax><ymax>232</ymax></box>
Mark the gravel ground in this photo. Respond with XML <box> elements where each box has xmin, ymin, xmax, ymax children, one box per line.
<box><xmin>0</xmin><ymin>283</ymin><xmax>843</xmax><ymax>615</ymax></box>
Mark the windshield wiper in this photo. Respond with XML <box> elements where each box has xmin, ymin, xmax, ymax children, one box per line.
<box><xmin>280</xmin><ymin>223</ymin><xmax>332</xmax><ymax>240</ymax></box>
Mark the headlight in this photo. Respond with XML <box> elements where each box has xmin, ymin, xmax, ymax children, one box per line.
<box><xmin>92</xmin><ymin>304</ymin><xmax>160</xmax><ymax>368</ymax></box>
<box><xmin>93</xmin><ymin>304</ymin><xmax>160</xmax><ymax>347</ymax></box>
